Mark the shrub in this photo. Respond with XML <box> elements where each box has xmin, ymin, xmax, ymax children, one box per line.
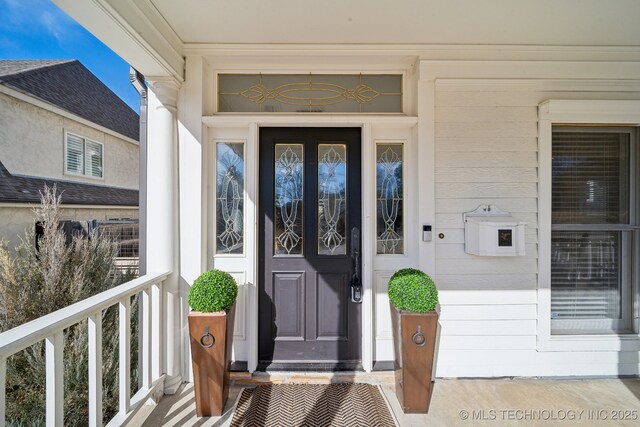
<box><xmin>387</xmin><ymin>268</ymin><xmax>438</xmax><ymax>313</ymax></box>
<box><xmin>188</xmin><ymin>269</ymin><xmax>238</xmax><ymax>312</ymax></box>
<box><xmin>0</xmin><ymin>185</ymin><xmax>139</xmax><ymax>426</ymax></box>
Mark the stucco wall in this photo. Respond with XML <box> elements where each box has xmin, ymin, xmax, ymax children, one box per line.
<box><xmin>0</xmin><ymin>91</ymin><xmax>139</xmax><ymax>189</ymax></box>
<box><xmin>0</xmin><ymin>205</ymin><xmax>138</xmax><ymax>252</ymax></box>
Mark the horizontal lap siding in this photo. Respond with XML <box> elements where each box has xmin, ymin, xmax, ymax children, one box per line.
<box><xmin>434</xmin><ymin>88</ymin><xmax>540</xmax><ymax>376</ymax></box>
<box><xmin>433</xmin><ymin>85</ymin><xmax>640</xmax><ymax>377</ymax></box>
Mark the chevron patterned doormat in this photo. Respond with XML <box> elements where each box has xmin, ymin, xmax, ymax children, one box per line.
<box><xmin>230</xmin><ymin>383</ymin><xmax>398</xmax><ymax>426</ymax></box>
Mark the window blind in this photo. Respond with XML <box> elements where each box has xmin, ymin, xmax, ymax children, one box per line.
<box><xmin>552</xmin><ymin>132</ymin><xmax>629</xmax><ymax>225</ymax></box>
<box><xmin>551</xmin><ymin>130</ymin><xmax>632</xmax><ymax>333</ymax></box>
<box><xmin>551</xmin><ymin>231</ymin><xmax>621</xmax><ymax>320</ymax></box>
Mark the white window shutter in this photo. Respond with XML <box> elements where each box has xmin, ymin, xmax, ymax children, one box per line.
<box><xmin>85</xmin><ymin>140</ymin><xmax>103</xmax><ymax>178</ymax></box>
<box><xmin>66</xmin><ymin>134</ymin><xmax>84</xmax><ymax>174</ymax></box>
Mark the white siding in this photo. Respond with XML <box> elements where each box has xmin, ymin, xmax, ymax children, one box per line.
<box><xmin>433</xmin><ymin>81</ymin><xmax>640</xmax><ymax>377</ymax></box>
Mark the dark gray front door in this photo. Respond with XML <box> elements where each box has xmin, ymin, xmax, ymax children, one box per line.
<box><xmin>259</xmin><ymin>127</ymin><xmax>362</xmax><ymax>368</ymax></box>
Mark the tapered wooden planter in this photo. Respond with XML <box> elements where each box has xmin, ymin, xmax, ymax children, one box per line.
<box><xmin>188</xmin><ymin>304</ymin><xmax>236</xmax><ymax>417</ymax></box>
<box><xmin>390</xmin><ymin>304</ymin><xmax>438</xmax><ymax>413</ymax></box>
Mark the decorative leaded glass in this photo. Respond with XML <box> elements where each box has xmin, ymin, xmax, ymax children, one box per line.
<box><xmin>216</xmin><ymin>142</ymin><xmax>244</xmax><ymax>254</ymax></box>
<box><xmin>275</xmin><ymin>144</ymin><xmax>304</xmax><ymax>255</ymax></box>
<box><xmin>218</xmin><ymin>74</ymin><xmax>402</xmax><ymax>113</ymax></box>
<box><xmin>318</xmin><ymin>144</ymin><xmax>347</xmax><ymax>255</ymax></box>
<box><xmin>376</xmin><ymin>144</ymin><xmax>404</xmax><ymax>254</ymax></box>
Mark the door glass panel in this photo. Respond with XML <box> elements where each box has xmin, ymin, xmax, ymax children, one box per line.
<box><xmin>215</xmin><ymin>142</ymin><xmax>244</xmax><ymax>254</ymax></box>
<box><xmin>318</xmin><ymin>144</ymin><xmax>347</xmax><ymax>255</ymax></box>
<box><xmin>275</xmin><ymin>144</ymin><xmax>304</xmax><ymax>255</ymax></box>
<box><xmin>376</xmin><ymin>143</ymin><xmax>404</xmax><ymax>254</ymax></box>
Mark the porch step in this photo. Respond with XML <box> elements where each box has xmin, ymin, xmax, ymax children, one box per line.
<box><xmin>230</xmin><ymin>371</ymin><xmax>395</xmax><ymax>387</ymax></box>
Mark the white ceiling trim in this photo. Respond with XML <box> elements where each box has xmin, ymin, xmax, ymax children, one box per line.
<box><xmin>53</xmin><ymin>0</ymin><xmax>184</xmax><ymax>80</ymax></box>
<box><xmin>184</xmin><ymin>43</ymin><xmax>640</xmax><ymax>62</ymax></box>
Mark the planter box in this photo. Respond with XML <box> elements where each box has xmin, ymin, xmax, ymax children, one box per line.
<box><xmin>390</xmin><ymin>304</ymin><xmax>438</xmax><ymax>413</ymax></box>
<box><xmin>188</xmin><ymin>304</ymin><xmax>236</xmax><ymax>417</ymax></box>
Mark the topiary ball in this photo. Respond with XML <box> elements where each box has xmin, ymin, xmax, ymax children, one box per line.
<box><xmin>387</xmin><ymin>268</ymin><xmax>438</xmax><ymax>313</ymax></box>
<box><xmin>188</xmin><ymin>269</ymin><xmax>238</xmax><ymax>312</ymax></box>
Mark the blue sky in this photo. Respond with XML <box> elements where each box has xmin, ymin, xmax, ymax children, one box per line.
<box><xmin>0</xmin><ymin>0</ymin><xmax>140</xmax><ymax>113</ymax></box>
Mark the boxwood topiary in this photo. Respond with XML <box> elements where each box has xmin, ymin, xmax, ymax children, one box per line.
<box><xmin>188</xmin><ymin>269</ymin><xmax>238</xmax><ymax>312</ymax></box>
<box><xmin>387</xmin><ymin>268</ymin><xmax>438</xmax><ymax>313</ymax></box>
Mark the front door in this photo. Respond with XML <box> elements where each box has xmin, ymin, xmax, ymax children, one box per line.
<box><xmin>259</xmin><ymin>127</ymin><xmax>362</xmax><ymax>369</ymax></box>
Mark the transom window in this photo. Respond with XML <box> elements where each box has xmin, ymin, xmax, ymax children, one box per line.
<box><xmin>551</xmin><ymin>126</ymin><xmax>638</xmax><ymax>334</ymax></box>
<box><xmin>64</xmin><ymin>132</ymin><xmax>103</xmax><ymax>179</ymax></box>
<box><xmin>218</xmin><ymin>74</ymin><xmax>402</xmax><ymax>113</ymax></box>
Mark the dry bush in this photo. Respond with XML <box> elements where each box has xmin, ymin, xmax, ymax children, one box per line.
<box><xmin>0</xmin><ymin>186</ymin><xmax>139</xmax><ymax>426</ymax></box>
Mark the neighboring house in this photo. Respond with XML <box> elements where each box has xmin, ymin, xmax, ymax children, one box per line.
<box><xmin>0</xmin><ymin>60</ymin><xmax>139</xmax><ymax>251</ymax></box>
<box><xmin>48</xmin><ymin>0</ymin><xmax>640</xmax><ymax>393</ymax></box>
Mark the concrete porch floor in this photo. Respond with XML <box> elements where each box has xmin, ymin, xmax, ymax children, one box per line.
<box><xmin>128</xmin><ymin>373</ymin><xmax>640</xmax><ymax>426</ymax></box>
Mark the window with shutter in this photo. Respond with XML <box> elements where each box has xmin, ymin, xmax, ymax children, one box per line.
<box><xmin>65</xmin><ymin>133</ymin><xmax>84</xmax><ymax>175</ymax></box>
<box><xmin>551</xmin><ymin>127</ymin><xmax>637</xmax><ymax>334</ymax></box>
<box><xmin>64</xmin><ymin>132</ymin><xmax>103</xmax><ymax>179</ymax></box>
<box><xmin>85</xmin><ymin>140</ymin><xmax>103</xmax><ymax>178</ymax></box>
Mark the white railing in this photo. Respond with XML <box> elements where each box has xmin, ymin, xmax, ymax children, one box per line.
<box><xmin>0</xmin><ymin>271</ymin><xmax>170</xmax><ymax>427</ymax></box>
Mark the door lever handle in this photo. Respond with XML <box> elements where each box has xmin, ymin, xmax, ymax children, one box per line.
<box><xmin>350</xmin><ymin>227</ymin><xmax>362</xmax><ymax>303</ymax></box>
<box><xmin>351</xmin><ymin>227</ymin><xmax>360</xmax><ymax>259</ymax></box>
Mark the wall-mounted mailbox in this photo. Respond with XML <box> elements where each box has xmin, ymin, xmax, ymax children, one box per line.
<box><xmin>464</xmin><ymin>205</ymin><xmax>526</xmax><ymax>256</ymax></box>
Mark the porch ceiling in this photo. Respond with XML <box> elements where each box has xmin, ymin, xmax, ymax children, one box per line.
<box><xmin>53</xmin><ymin>0</ymin><xmax>640</xmax><ymax>80</ymax></box>
<box><xmin>151</xmin><ymin>0</ymin><xmax>640</xmax><ymax>46</ymax></box>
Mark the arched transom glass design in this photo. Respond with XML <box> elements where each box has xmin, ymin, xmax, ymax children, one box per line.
<box><xmin>318</xmin><ymin>144</ymin><xmax>347</xmax><ymax>255</ymax></box>
<box><xmin>376</xmin><ymin>143</ymin><xmax>404</xmax><ymax>254</ymax></box>
<box><xmin>275</xmin><ymin>144</ymin><xmax>304</xmax><ymax>255</ymax></box>
<box><xmin>216</xmin><ymin>142</ymin><xmax>244</xmax><ymax>254</ymax></box>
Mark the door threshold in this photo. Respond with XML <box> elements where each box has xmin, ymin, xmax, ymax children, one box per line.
<box><xmin>257</xmin><ymin>362</ymin><xmax>363</xmax><ymax>372</ymax></box>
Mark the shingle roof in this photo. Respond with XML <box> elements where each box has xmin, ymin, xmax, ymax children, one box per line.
<box><xmin>0</xmin><ymin>60</ymin><xmax>139</xmax><ymax>141</ymax></box>
<box><xmin>0</xmin><ymin>161</ymin><xmax>138</xmax><ymax>207</ymax></box>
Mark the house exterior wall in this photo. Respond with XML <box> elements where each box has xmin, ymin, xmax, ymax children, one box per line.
<box><xmin>0</xmin><ymin>204</ymin><xmax>138</xmax><ymax>252</ymax></box>
<box><xmin>0</xmin><ymin>91</ymin><xmax>139</xmax><ymax>189</ymax></box>
<box><xmin>430</xmin><ymin>83</ymin><xmax>640</xmax><ymax>377</ymax></box>
<box><xmin>195</xmin><ymin>55</ymin><xmax>640</xmax><ymax>378</ymax></box>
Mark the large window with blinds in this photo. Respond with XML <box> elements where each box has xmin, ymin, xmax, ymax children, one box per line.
<box><xmin>551</xmin><ymin>127</ymin><xmax>638</xmax><ymax>334</ymax></box>
<box><xmin>64</xmin><ymin>132</ymin><xmax>103</xmax><ymax>179</ymax></box>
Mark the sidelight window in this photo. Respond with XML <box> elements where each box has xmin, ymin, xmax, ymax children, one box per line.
<box><xmin>215</xmin><ymin>142</ymin><xmax>244</xmax><ymax>254</ymax></box>
<box><xmin>376</xmin><ymin>143</ymin><xmax>404</xmax><ymax>255</ymax></box>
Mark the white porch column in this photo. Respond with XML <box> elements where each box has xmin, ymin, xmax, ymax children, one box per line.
<box><xmin>146</xmin><ymin>78</ymin><xmax>182</xmax><ymax>394</ymax></box>
<box><xmin>177</xmin><ymin>56</ymin><xmax>206</xmax><ymax>382</ymax></box>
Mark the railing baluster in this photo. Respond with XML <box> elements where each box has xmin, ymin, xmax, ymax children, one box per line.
<box><xmin>118</xmin><ymin>298</ymin><xmax>131</xmax><ymax>415</ymax></box>
<box><xmin>151</xmin><ymin>282</ymin><xmax>162</xmax><ymax>381</ymax></box>
<box><xmin>141</xmin><ymin>287</ymin><xmax>151</xmax><ymax>389</ymax></box>
<box><xmin>45</xmin><ymin>332</ymin><xmax>64</xmax><ymax>426</ymax></box>
<box><xmin>1</xmin><ymin>355</ymin><xmax>6</xmax><ymax>426</ymax></box>
<box><xmin>88</xmin><ymin>312</ymin><xmax>103</xmax><ymax>427</ymax></box>
<box><xmin>0</xmin><ymin>272</ymin><xmax>169</xmax><ymax>426</ymax></box>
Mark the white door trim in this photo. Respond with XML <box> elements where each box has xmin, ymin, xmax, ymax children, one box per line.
<box><xmin>205</xmin><ymin>115</ymin><xmax>417</xmax><ymax>372</ymax></box>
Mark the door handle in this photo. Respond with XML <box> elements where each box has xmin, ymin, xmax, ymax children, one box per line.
<box><xmin>350</xmin><ymin>227</ymin><xmax>362</xmax><ymax>303</ymax></box>
<box><xmin>351</xmin><ymin>226</ymin><xmax>360</xmax><ymax>259</ymax></box>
